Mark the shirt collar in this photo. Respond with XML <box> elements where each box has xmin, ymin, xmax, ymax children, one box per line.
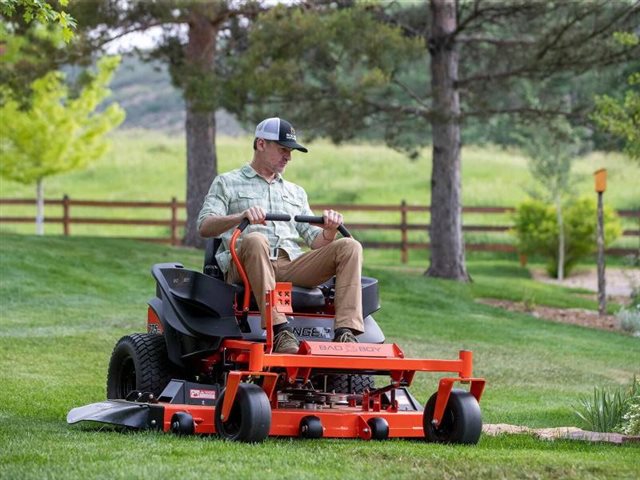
<box><xmin>242</xmin><ymin>164</ymin><xmax>283</xmax><ymax>183</ymax></box>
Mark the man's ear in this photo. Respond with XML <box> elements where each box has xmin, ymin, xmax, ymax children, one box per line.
<box><xmin>256</xmin><ymin>138</ymin><xmax>267</xmax><ymax>151</ymax></box>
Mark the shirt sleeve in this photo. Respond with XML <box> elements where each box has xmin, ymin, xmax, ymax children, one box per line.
<box><xmin>197</xmin><ymin>175</ymin><xmax>230</xmax><ymax>231</ymax></box>
<box><xmin>295</xmin><ymin>188</ymin><xmax>323</xmax><ymax>247</ymax></box>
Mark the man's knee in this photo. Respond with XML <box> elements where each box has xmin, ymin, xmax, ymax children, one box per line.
<box><xmin>334</xmin><ymin>237</ymin><xmax>362</xmax><ymax>257</ymax></box>
<box><xmin>240</xmin><ymin>232</ymin><xmax>270</xmax><ymax>257</ymax></box>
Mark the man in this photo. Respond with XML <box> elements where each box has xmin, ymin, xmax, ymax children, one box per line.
<box><xmin>197</xmin><ymin>117</ymin><xmax>364</xmax><ymax>353</ymax></box>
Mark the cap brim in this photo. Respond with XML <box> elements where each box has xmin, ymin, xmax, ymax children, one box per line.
<box><xmin>277</xmin><ymin>140</ymin><xmax>308</xmax><ymax>153</ymax></box>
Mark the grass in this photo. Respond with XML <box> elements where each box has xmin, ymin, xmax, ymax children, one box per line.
<box><xmin>0</xmin><ymin>129</ymin><xmax>638</xmax><ymax>249</ymax></box>
<box><xmin>1</xmin><ymin>234</ymin><xmax>639</xmax><ymax>479</ymax></box>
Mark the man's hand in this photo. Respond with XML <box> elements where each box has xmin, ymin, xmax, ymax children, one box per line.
<box><xmin>322</xmin><ymin>209</ymin><xmax>343</xmax><ymax>233</ymax></box>
<box><xmin>243</xmin><ymin>206</ymin><xmax>267</xmax><ymax>225</ymax></box>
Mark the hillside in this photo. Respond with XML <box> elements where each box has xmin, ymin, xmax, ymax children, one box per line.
<box><xmin>108</xmin><ymin>55</ymin><xmax>246</xmax><ymax>135</ymax></box>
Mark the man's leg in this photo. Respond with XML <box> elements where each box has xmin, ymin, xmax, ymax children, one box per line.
<box><xmin>276</xmin><ymin>237</ymin><xmax>364</xmax><ymax>334</ymax></box>
<box><xmin>226</xmin><ymin>232</ymin><xmax>298</xmax><ymax>353</ymax></box>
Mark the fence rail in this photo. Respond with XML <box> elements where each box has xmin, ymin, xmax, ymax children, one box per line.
<box><xmin>1</xmin><ymin>196</ymin><xmax>638</xmax><ymax>261</ymax></box>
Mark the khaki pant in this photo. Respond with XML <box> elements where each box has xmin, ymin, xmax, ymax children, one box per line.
<box><xmin>226</xmin><ymin>232</ymin><xmax>364</xmax><ymax>333</ymax></box>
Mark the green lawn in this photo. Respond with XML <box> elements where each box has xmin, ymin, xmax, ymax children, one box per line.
<box><xmin>0</xmin><ymin>234</ymin><xmax>638</xmax><ymax>479</ymax></box>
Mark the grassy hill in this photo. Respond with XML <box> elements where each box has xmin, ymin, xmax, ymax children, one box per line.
<box><xmin>0</xmin><ymin>235</ymin><xmax>638</xmax><ymax>478</ymax></box>
<box><xmin>1</xmin><ymin>129</ymin><xmax>637</xmax><ymax>251</ymax></box>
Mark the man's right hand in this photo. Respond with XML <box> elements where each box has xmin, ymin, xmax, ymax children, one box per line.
<box><xmin>243</xmin><ymin>206</ymin><xmax>267</xmax><ymax>225</ymax></box>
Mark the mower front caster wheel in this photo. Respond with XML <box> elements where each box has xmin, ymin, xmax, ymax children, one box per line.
<box><xmin>368</xmin><ymin>417</ymin><xmax>389</xmax><ymax>440</ymax></box>
<box><xmin>215</xmin><ymin>383</ymin><xmax>271</xmax><ymax>443</ymax></box>
<box><xmin>171</xmin><ymin>412</ymin><xmax>194</xmax><ymax>435</ymax></box>
<box><xmin>300</xmin><ymin>416</ymin><xmax>323</xmax><ymax>439</ymax></box>
<box><xmin>423</xmin><ymin>389</ymin><xmax>482</xmax><ymax>445</ymax></box>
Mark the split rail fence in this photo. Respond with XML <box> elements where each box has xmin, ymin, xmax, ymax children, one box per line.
<box><xmin>1</xmin><ymin>196</ymin><xmax>638</xmax><ymax>262</ymax></box>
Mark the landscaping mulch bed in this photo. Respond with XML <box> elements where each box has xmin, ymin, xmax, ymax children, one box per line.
<box><xmin>476</xmin><ymin>298</ymin><xmax>620</xmax><ymax>331</ymax></box>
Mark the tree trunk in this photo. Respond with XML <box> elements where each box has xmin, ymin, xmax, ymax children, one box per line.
<box><xmin>35</xmin><ymin>178</ymin><xmax>44</xmax><ymax>235</ymax></box>
<box><xmin>425</xmin><ymin>0</ymin><xmax>469</xmax><ymax>281</ymax></box>
<box><xmin>182</xmin><ymin>10</ymin><xmax>218</xmax><ymax>248</ymax></box>
<box><xmin>555</xmin><ymin>195</ymin><xmax>565</xmax><ymax>281</ymax></box>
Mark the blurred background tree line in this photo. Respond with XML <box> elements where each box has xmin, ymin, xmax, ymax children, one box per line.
<box><xmin>1</xmin><ymin>0</ymin><xmax>638</xmax><ymax>281</ymax></box>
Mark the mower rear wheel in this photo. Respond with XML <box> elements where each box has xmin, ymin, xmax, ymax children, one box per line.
<box><xmin>314</xmin><ymin>374</ymin><xmax>375</xmax><ymax>394</ymax></box>
<box><xmin>106</xmin><ymin>333</ymin><xmax>172</xmax><ymax>400</ymax></box>
<box><xmin>215</xmin><ymin>383</ymin><xmax>271</xmax><ymax>443</ymax></box>
<box><xmin>423</xmin><ymin>389</ymin><xmax>482</xmax><ymax>445</ymax></box>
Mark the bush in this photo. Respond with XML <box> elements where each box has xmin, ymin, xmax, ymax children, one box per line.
<box><xmin>618</xmin><ymin>304</ymin><xmax>640</xmax><ymax>336</ymax></box>
<box><xmin>573</xmin><ymin>377</ymin><xmax>640</xmax><ymax>434</ymax></box>
<box><xmin>512</xmin><ymin>197</ymin><xmax>622</xmax><ymax>277</ymax></box>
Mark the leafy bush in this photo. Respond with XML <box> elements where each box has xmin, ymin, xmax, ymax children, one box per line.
<box><xmin>618</xmin><ymin>304</ymin><xmax>640</xmax><ymax>336</ymax></box>
<box><xmin>512</xmin><ymin>197</ymin><xmax>621</xmax><ymax>277</ymax></box>
<box><xmin>573</xmin><ymin>386</ymin><xmax>628</xmax><ymax>432</ymax></box>
<box><xmin>573</xmin><ymin>377</ymin><xmax>640</xmax><ymax>433</ymax></box>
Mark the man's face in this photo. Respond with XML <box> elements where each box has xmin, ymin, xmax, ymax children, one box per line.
<box><xmin>257</xmin><ymin>139</ymin><xmax>293</xmax><ymax>176</ymax></box>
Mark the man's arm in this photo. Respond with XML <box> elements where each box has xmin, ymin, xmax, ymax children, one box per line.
<box><xmin>198</xmin><ymin>206</ymin><xmax>267</xmax><ymax>238</ymax></box>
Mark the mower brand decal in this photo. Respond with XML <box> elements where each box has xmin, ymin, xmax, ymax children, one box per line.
<box><xmin>318</xmin><ymin>344</ymin><xmax>383</xmax><ymax>353</ymax></box>
<box><xmin>292</xmin><ymin>327</ymin><xmax>332</xmax><ymax>339</ymax></box>
<box><xmin>189</xmin><ymin>389</ymin><xmax>216</xmax><ymax>400</ymax></box>
<box><xmin>147</xmin><ymin>324</ymin><xmax>161</xmax><ymax>334</ymax></box>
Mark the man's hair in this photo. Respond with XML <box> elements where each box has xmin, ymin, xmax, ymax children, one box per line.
<box><xmin>253</xmin><ymin>138</ymin><xmax>258</xmax><ymax>151</ymax></box>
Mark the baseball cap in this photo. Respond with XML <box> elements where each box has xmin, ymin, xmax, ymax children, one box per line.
<box><xmin>254</xmin><ymin>117</ymin><xmax>308</xmax><ymax>153</ymax></box>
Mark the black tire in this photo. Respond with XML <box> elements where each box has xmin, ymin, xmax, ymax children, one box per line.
<box><xmin>171</xmin><ymin>412</ymin><xmax>195</xmax><ymax>435</ymax></box>
<box><xmin>423</xmin><ymin>389</ymin><xmax>482</xmax><ymax>445</ymax></box>
<box><xmin>314</xmin><ymin>374</ymin><xmax>375</xmax><ymax>394</ymax></box>
<box><xmin>215</xmin><ymin>383</ymin><xmax>271</xmax><ymax>443</ymax></box>
<box><xmin>299</xmin><ymin>416</ymin><xmax>323</xmax><ymax>439</ymax></box>
<box><xmin>368</xmin><ymin>417</ymin><xmax>389</xmax><ymax>440</ymax></box>
<box><xmin>106</xmin><ymin>333</ymin><xmax>172</xmax><ymax>399</ymax></box>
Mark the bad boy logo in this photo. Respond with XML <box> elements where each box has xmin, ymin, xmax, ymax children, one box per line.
<box><xmin>286</xmin><ymin>127</ymin><xmax>296</xmax><ymax>141</ymax></box>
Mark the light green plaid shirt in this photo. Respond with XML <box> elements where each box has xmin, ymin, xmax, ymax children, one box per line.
<box><xmin>197</xmin><ymin>164</ymin><xmax>323</xmax><ymax>274</ymax></box>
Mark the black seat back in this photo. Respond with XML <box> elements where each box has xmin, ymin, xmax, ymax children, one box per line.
<box><xmin>203</xmin><ymin>237</ymin><xmax>224</xmax><ymax>280</ymax></box>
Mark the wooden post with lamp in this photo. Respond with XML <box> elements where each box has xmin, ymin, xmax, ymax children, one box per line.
<box><xmin>594</xmin><ymin>168</ymin><xmax>607</xmax><ymax>316</ymax></box>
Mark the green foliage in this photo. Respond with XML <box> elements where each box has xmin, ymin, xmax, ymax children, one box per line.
<box><xmin>618</xmin><ymin>304</ymin><xmax>640</xmax><ymax>337</ymax></box>
<box><xmin>513</xmin><ymin>119</ymin><xmax>584</xmax><ymax>202</ymax></box>
<box><xmin>0</xmin><ymin>55</ymin><xmax>125</xmax><ymax>185</ymax></box>
<box><xmin>592</xmin><ymin>32</ymin><xmax>639</xmax><ymax>161</ymax></box>
<box><xmin>0</xmin><ymin>0</ymin><xmax>76</xmax><ymax>41</ymax></box>
<box><xmin>512</xmin><ymin>197</ymin><xmax>622</xmax><ymax>277</ymax></box>
<box><xmin>234</xmin><ymin>4</ymin><xmax>424</xmax><ymax>153</ymax></box>
<box><xmin>573</xmin><ymin>386</ymin><xmax>627</xmax><ymax>433</ymax></box>
<box><xmin>573</xmin><ymin>377</ymin><xmax>640</xmax><ymax>434</ymax></box>
<box><xmin>622</xmin><ymin>396</ymin><xmax>640</xmax><ymax>435</ymax></box>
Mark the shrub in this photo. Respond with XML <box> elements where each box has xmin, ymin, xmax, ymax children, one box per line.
<box><xmin>573</xmin><ymin>386</ymin><xmax>628</xmax><ymax>432</ymax></box>
<box><xmin>573</xmin><ymin>377</ymin><xmax>640</xmax><ymax>433</ymax></box>
<box><xmin>618</xmin><ymin>304</ymin><xmax>640</xmax><ymax>336</ymax></box>
<box><xmin>512</xmin><ymin>197</ymin><xmax>622</xmax><ymax>277</ymax></box>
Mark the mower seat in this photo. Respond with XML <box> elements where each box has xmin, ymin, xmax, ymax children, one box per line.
<box><xmin>203</xmin><ymin>238</ymin><xmax>326</xmax><ymax>311</ymax></box>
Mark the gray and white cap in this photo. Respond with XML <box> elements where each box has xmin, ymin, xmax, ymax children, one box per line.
<box><xmin>254</xmin><ymin>117</ymin><xmax>308</xmax><ymax>153</ymax></box>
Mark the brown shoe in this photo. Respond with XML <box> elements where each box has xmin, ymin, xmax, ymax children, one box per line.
<box><xmin>334</xmin><ymin>328</ymin><xmax>358</xmax><ymax>343</ymax></box>
<box><xmin>273</xmin><ymin>329</ymin><xmax>300</xmax><ymax>353</ymax></box>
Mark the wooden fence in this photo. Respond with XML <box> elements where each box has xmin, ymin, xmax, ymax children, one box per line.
<box><xmin>1</xmin><ymin>196</ymin><xmax>638</xmax><ymax>261</ymax></box>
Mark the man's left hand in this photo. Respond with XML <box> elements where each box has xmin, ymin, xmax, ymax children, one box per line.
<box><xmin>322</xmin><ymin>209</ymin><xmax>343</xmax><ymax>233</ymax></box>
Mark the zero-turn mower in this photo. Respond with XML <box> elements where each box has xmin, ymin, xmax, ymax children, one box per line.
<box><xmin>68</xmin><ymin>215</ymin><xmax>485</xmax><ymax>443</ymax></box>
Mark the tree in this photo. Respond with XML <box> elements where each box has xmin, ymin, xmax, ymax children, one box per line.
<box><xmin>592</xmin><ymin>32</ymin><xmax>640</xmax><ymax>162</ymax></box>
<box><xmin>0</xmin><ymin>56</ymin><xmax>125</xmax><ymax>234</ymax></box>
<box><xmin>0</xmin><ymin>0</ymin><xmax>76</xmax><ymax>41</ymax></box>
<box><xmin>513</xmin><ymin>119</ymin><xmax>584</xmax><ymax>280</ymax></box>
<box><xmin>69</xmin><ymin>0</ymin><xmax>265</xmax><ymax>247</ymax></box>
<box><xmin>235</xmin><ymin>0</ymin><xmax>639</xmax><ymax>280</ymax></box>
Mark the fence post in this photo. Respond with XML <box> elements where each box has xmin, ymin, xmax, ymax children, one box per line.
<box><xmin>401</xmin><ymin>199</ymin><xmax>408</xmax><ymax>264</ymax></box>
<box><xmin>170</xmin><ymin>197</ymin><xmax>178</xmax><ymax>246</ymax></box>
<box><xmin>62</xmin><ymin>194</ymin><xmax>70</xmax><ymax>236</ymax></box>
